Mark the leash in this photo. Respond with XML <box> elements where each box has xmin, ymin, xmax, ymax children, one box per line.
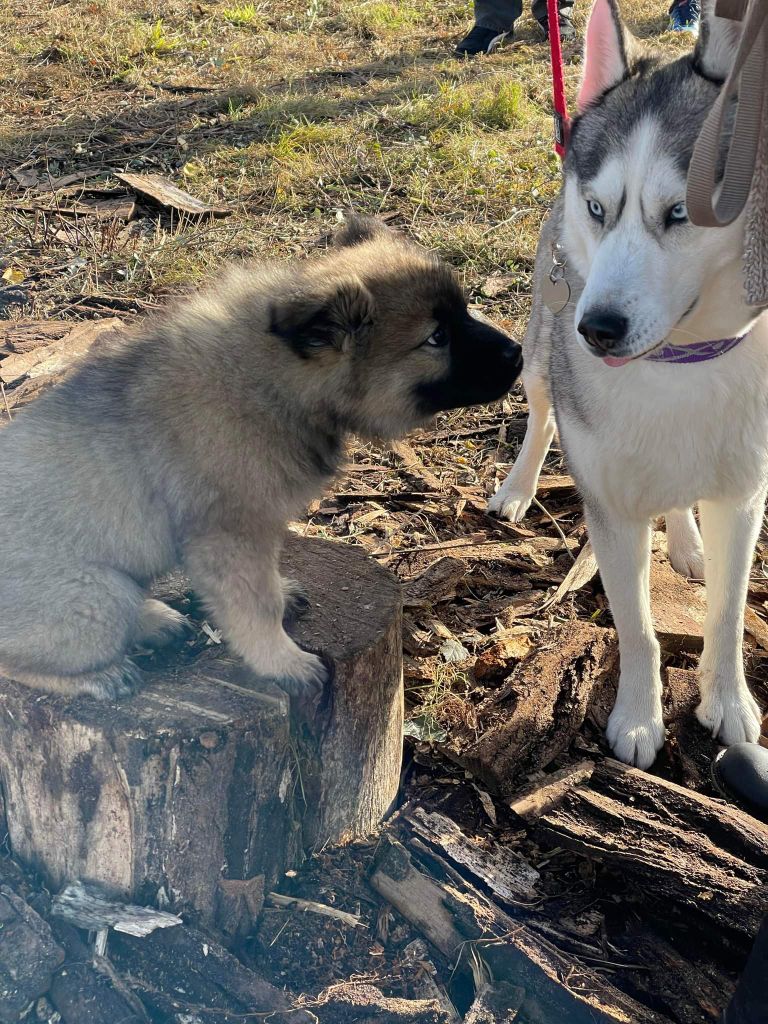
<box><xmin>547</xmin><ymin>0</ymin><xmax>570</xmax><ymax>158</ymax></box>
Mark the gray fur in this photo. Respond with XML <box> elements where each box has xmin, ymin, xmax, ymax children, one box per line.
<box><xmin>0</xmin><ymin>221</ymin><xmax>521</xmax><ymax>700</ymax></box>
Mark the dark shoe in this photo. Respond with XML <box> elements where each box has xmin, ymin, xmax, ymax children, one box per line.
<box><xmin>721</xmin><ymin>915</ymin><xmax>768</xmax><ymax>1023</ymax></box>
<box><xmin>454</xmin><ymin>24</ymin><xmax>510</xmax><ymax>57</ymax></box>
<box><xmin>712</xmin><ymin>742</ymin><xmax>768</xmax><ymax>821</ymax></box>
<box><xmin>537</xmin><ymin>12</ymin><xmax>576</xmax><ymax>40</ymax></box>
<box><xmin>668</xmin><ymin>0</ymin><xmax>700</xmax><ymax>35</ymax></box>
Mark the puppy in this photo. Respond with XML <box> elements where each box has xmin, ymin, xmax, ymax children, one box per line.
<box><xmin>0</xmin><ymin>217</ymin><xmax>522</xmax><ymax>700</ymax></box>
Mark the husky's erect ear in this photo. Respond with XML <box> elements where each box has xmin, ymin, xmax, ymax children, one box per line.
<box><xmin>270</xmin><ymin>275</ymin><xmax>376</xmax><ymax>356</ymax></box>
<box><xmin>694</xmin><ymin>0</ymin><xmax>742</xmax><ymax>81</ymax></box>
<box><xmin>333</xmin><ymin>214</ymin><xmax>391</xmax><ymax>249</ymax></box>
<box><xmin>577</xmin><ymin>0</ymin><xmax>641</xmax><ymax>110</ymax></box>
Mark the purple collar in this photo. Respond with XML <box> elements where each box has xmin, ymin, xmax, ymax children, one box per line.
<box><xmin>645</xmin><ymin>334</ymin><xmax>748</xmax><ymax>364</ymax></box>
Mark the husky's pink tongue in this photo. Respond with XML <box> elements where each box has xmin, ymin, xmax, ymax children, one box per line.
<box><xmin>603</xmin><ymin>355</ymin><xmax>632</xmax><ymax>367</ymax></box>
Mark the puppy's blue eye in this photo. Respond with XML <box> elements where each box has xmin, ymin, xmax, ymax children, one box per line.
<box><xmin>587</xmin><ymin>199</ymin><xmax>604</xmax><ymax>222</ymax></box>
<box><xmin>666</xmin><ymin>201</ymin><xmax>688</xmax><ymax>226</ymax></box>
<box><xmin>424</xmin><ymin>326</ymin><xmax>449</xmax><ymax>348</ymax></box>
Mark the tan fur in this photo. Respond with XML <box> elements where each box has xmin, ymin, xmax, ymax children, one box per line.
<box><xmin>0</xmin><ymin>218</ymin><xmax>521</xmax><ymax>700</ymax></box>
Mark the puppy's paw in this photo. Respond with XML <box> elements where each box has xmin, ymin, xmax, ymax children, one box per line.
<box><xmin>606</xmin><ymin>702</ymin><xmax>666</xmax><ymax>770</ymax></box>
<box><xmin>281</xmin><ymin>578</ymin><xmax>311</xmax><ymax>622</ymax></box>
<box><xmin>136</xmin><ymin>599</ymin><xmax>190</xmax><ymax>647</ymax></box>
<box><xmin>696</xmin><ymin>687</ymin><xmax>762</xmax><ymax>745</ymax></box>
<box><xmin>82</xmin><ymin>660</ymin><xmax>143</xmax><ymax>701</ymax></box>
<box><xmin>487</xmin><ymin>483</ymin><xmax>536</xmax><ymax>523</ymax></box>
<box><xmin>274</xmin><ymin>649</ymin><xmax>329</xmax><ymax>699</ymax></box>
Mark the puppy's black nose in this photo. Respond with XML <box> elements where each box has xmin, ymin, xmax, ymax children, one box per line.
<box><xmin>578</xmin><ymin>310</ymin><xmax>628</xmax><ymax>353</ymax></box>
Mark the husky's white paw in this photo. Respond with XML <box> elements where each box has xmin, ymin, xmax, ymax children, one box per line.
<box><xmin>667</xmin><ymin>534</ymin><xmax>705</xmax><ymax>580</ymax></box>
<box><xmin>665</xmin><ymin>512</ymin><xmax>705</xmax><ymax>580</ymax></box>
<box><xmin>696</xmin><ymin>687</ymin><xmax>762</xmax><ymax>745</ymax></box>
<box><xmin>272</xmin><ymin>648</ymin><xmax>329</xmax><ymax>699</ymax></box>
<box><xmin>606</xmin><ymin>700</ymin><xmax>666</xmax><ymax>770</ymax></box>
<box><xmin>488</xmin><ymin>482</ymin><xmax>536</xmax><ymax>522</ymax></box>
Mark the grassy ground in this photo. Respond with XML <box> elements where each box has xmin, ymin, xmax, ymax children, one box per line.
<box><xmin>0</xmin><ymin>0</ymin><xmax>682</xmax><ymax>332</ymax></box>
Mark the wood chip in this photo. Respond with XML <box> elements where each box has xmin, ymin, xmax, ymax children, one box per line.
<box><xmin>403</xmin><ymin>557</ymin><xmax>467</xmax><ymax>608</ymax></box>
<box><xmin>649</xmin><ymin>554</ymin><xmax>705</xmax><ymax>650</ymax></box>
<box><xmin>115</xmin><ymin>172</ymin><xmax>231</xmax><ymax>217</ymax></box>
<box><xmin>0</xmin><ymin>317</ymin><xmax>123</xmax><ymax>384</ymax></box>
<box><xmin>541</xmin><ymin>539</ymin><xmax>598</xmax><ymax>610</ymax></box>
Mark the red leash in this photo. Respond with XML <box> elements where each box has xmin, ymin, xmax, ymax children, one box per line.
<box><xmin>547</xmin><ymin>0</ymin><xmax>570</xmax><ymax>158</ymax></box>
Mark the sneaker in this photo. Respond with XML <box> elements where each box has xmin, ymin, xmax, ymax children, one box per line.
<box><xmin>537</xmin><ymin>12</ymin><xmax>576</xmax><ymax>41</ymax></box>
<box><xmin>454</xmin><ymin>24</ymin><xmax>510</xmax><ymax>57</ymax></box>
<box><xmin>668</xmin><ymin>0</ymin><xmax>700</xmax><ymax>35</ymax></box>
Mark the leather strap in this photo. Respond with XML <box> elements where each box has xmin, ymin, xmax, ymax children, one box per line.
<box><xmin>687</xmin><ymin>0</ymin><xmax>768</xmax><ymax>227</ymax></box>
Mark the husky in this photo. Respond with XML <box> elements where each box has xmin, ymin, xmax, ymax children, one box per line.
<box><xmin>489</xmin><ymin>0</ymin><xmax>768</xmax><ymax>768</ymax></box>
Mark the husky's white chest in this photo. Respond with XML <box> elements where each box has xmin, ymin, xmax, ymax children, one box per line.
<box><xmin>556</xmin><ymin>327</ymin><xmax>768</xmax><ymax>517</ymax></box>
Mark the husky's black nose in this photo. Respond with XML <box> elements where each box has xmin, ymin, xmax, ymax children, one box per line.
<box><xmin>578</xmin><ymin>310</ymin><xmax>628</xmax><ymax>354</ymax></box>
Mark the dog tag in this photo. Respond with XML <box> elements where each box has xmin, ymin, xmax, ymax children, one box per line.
<box><xmin>542</xmin><ymin>273</ymin><xmax>571</xmax><ymax>314</ymax></box>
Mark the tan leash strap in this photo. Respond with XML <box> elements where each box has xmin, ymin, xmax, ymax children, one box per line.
<box><xmin>686</xmin><ymin>0</ymin><xmax>768</xmax><ymax>228</ymax></box>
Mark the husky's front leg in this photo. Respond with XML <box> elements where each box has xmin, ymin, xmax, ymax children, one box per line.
<box><xmin>696</xmin><ymin>494</ymin><xmax>764</xmax><ymax>745</ymax></box>
<box><xmin>488</xmin><ymin>371</ymin><xmax>556</xmax><ymax>522</ymax></box>
<box><xmin>185</xmin><ymin>530</ymin><xmax>327</xmax><ymax>697</ymax></box>
<box><xmin>585</xmin><ymin>505</ymin><xmax>665</xmax><ymax>768</ymax></box>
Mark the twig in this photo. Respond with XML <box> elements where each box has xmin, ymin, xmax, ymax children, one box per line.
<box><xmin>266</xmin><ymin>892</ymin><xmax>363</xmax><ymax>928</ymax></box>
<box><xmin>532</xmin><ymin>497</ymin><xmax>576</xmax><ymax>562</ymax></box>
<box><xmin>0</xmin><ymin>383</ymin><xmax>11</xmax><ymax>421</ymax></box>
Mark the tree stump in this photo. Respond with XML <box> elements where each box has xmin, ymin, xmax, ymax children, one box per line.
<box><xmin>0</xmin><ymin>536</ymin><xmax>403</xmax><ymax>930</ymax></box>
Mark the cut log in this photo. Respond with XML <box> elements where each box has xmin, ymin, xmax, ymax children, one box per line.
<box><xmin>0</xmin><ymin>886</ymin><xmax>64</xmax><ymax>1023</ymax></box>
<box><xmin>0</xmin><ymin>536</ymin><xmax>402</xmax><ymax>928</ymax></box>
<box><xmin>529</xmin><ymin>758</ymin><xmax>768</xmax><ymax>942</ymax></box>
<box><xmin>371</xmin><ymin>836</ymin><xmax>672</xmax><ymax>1024</ymax></box>
<box><xmin>442</xmin><ymin>622</ymin><xmax>618</xmax><ymax>796</ymax></box>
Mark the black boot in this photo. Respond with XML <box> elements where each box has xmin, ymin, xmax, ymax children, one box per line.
<box><xmin>722</xmin><ymin>915</ymin><xmax>768</xmax><ymax>1023</ymax></box>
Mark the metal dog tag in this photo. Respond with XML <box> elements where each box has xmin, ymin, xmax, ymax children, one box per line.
<box><xmin>542</xmin><ymin>274</ymin><xmax>571</xmax><ymax>314</ymax></box>
<box><xmin>542</xmin><ymin>242</ymin><xmax>571</xmax><ymax>315</ymax></box>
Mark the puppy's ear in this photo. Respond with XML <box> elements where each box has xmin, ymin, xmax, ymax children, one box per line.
<box><xmin>333</xmin><ymin>214</ymin><xmax>391</xmax><ymax>248</ymax></box>
<box><xmin>270</xmin><ymin>276</ymin><xmax>375</xmax><ymax>356</ymax></box>
<box><xmin>577</xmin><ymin>0</ymin><xmax>643</xmax><ymax>110</ymax></box>
<box><xmin>694</xmin><ymin>0</ymin><xmax>743</xmax><ymax>81</ymax></box>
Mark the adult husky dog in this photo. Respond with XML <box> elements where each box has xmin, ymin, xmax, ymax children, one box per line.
<box><xmin>489</xmin><ymin>0</ymin><xmax>768</xmax><ymax>768</ymax></box>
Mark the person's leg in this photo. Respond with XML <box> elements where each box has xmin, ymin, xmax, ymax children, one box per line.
<box><xmin>531</xmin><ymin>0</ymin><xmax>575</xmax><ymax>39</ymax></box>
<box><xmin>455</xmin><ymin>0</ymin><xmax>522</xmax><ymax>56</ymax></box>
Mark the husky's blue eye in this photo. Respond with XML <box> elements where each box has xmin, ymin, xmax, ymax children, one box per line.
<box><xmin>587</xmin><ymin>199</ymin><xmax>604</xmax><ymax>222</ymax></box>
<box><xmin>666</xmin><ymin>202</ymin><xmax>688</xmax><ymax>226</ymax></box>
<box><xmin>424</xmin><ymin>325</ymin><xmax>449</xmax><ymax>348</ymax></box>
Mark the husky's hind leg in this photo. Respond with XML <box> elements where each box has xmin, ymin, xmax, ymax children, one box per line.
<box><xmin>488</xmin><ymin>371</ymin><xmax>556</xmax><ymax>522</ymax></box>
<box><xmin>696</xmin><ymin>493</ymin><xmax>764</xmax><ymax>746</ymax></box>
<box><xmin>665</xmin><ymin>507</ymin><xmax>705</xmax><ymax>579</ymax></box>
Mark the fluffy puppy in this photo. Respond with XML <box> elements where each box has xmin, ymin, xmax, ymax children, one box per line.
<box><xmin>0</xmin><ymin>217</ymin><xmax>522</xmax><ymax>700</ymax></box>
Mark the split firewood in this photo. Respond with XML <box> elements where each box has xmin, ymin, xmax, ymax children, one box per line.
<box><xmin>111</xmin><ymin>924</ymin><xmax>314</xmax><ymax>1023</ymax></box>
<box><xmin>403</xmin><ymin>556</ymin><xmax>467</xmax><ymax>608</ymax></box>
<box><xmin>528</xmin><ymin>758</ymin><xmax>768</xmax><ymax>942</ymax></box>
<box><xmin>442</xmin><ymin>622</ymin><xmax>618</xmax><ymax>796</ymax></box>
<box><xmin>406</xmin><ymin>806</ymin><xmax>540</xmax><ymax>902</ymax></box>
<box><xmin>0</xmin><ymin>886</ymin><xmax>64</xmax><ymax>1022</ymax></box>
<box><xmin>115</xmin><ymin>172</ymin><xmax>231</xmax><ymax>218</ymax></box>
<box><xmin>464</xmin><ymin>982</ymin><xmax>525</xmax><ymax>1023</ymax></box>
<box><xmin>649</xmin><ymin>553</ymin><xmax>706</xmax><ymax>649</ymax></box>
<box><xmin>0</xmin><ymin>318</ymin><xmax>124</xmax><ymax>384</ymax></box>
<box><xmin>370</xmin><ymin>836</ymin><xmax>671</xmax><ymax>1024</ymax></box>
<box><xmin>0</xmin><ymin>320</ymin><xmax>69</xmax><ymax>354</ymax></box>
